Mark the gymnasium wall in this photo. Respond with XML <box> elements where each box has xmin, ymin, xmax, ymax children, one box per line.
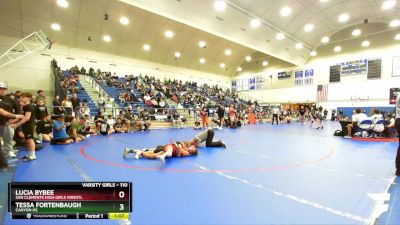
<box><xmin>50</xmin><ymin>45</ymin><xmax>232</xmax><ymax>88</ymax></box>
<box><xmin>0</xmin><ymin>35</ymin><xmax>53</xmax><ymax>95</ymax></box>
<box><xmin>235</xmin><ymin>42</ymin><xmax>400</xmax><ymax>108</ymax></box>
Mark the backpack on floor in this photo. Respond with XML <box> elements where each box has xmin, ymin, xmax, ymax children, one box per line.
<box><xmin>333</xmin><ymin>130</ymin><xmax>343</xmax><ymax>136</ymax></box>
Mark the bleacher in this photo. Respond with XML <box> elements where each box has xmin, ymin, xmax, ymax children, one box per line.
<box><xmin>63</xmin><ymin>71</ymin><xmax>99</xmax><ymax>116</ymax></box>
<box><xmin>97</xmin><ymin>77</ymin><xmax>145</xmax><ymax>109</ymax></box>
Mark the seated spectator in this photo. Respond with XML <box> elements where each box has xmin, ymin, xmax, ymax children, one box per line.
<box><xmin>53</xmin><ymin>95</ymin><xmax>64</xmax><ymax>115</ymax></box>
<box><xmin>52</xmin><ymin>115</ymin><xmax>73</xmax><ymax>145</ymax></box>
<box><xmin>138</xmin><ymin>109</ymin><xmax>151</xmax><ymax>131</ymax></box>
<box><xmin>345</xmin><ymin>108</ymin><xmax>368</xmax><ymax>138</ymax></box>
<box><xmin>94</xmin><ymin>111</ymin><xmax>105</xmax><ymax>133</ymax></box>
<box><xmin>68</xmin><ymin>116</ymin><xmax>87</xmax><ymax>142</ymax></box>
<box><xmin>114</xmin><ymin>118</ymin><xmax>127</xmax><ymax>133</ymax></box>
<box><xmin>79</xmin><ymin>102</ymin><xmax>90</xmax><ymax>116</ymax></box>
<box><xmin>36</xmin><ymin>114</ymin><xmax>53</xmax><ymax>142</ymax></box>
<box><xmin>36</xmin><ymin>90</ymin><xmax>46</xmax><ymax>104</ymax></box>
<box><xmin>35</xmin><ymin>99</ymin><xmax>48</xmax><ymax>121</ymax></box>
<box><xmin>370</xmin><ymin>109</ymin><xmax>385</xmax><ymax>133</ymax></box>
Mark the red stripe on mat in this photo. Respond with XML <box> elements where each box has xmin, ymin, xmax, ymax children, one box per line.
<box><xmin>352</xmin><ymin>137</ymin><xmax>399</xmax><ymax>142</ymax></box>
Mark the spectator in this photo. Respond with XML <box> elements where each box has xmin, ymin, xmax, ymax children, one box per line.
<box><xmin>34</xmin><ymin>99</ymin><xmax>48</xmax><ymax>120</ymax></box>
<box><xmin>11</xmin><ymin>92</ymin><xmax>36</xmax><ymax>161</ymax></box>
<box><xmin>36</xmin><ymin>114</ymin><xmax>53</xmax><ymax>142</ymax></box>
<box><xmin>53</xmin><ymin>95</ymin><xmax>64</xmax><ymax>115</ymax></box>
<box><xmin>68</xmin><ymin>117</ymin><xmax>87</xmax><ymax>142</ymax></box>
<box><xmin>52</xmin><ymin>115</ymin><xmax>73</xmax><ymax>145</ymax></box>
<box><xmin>62</xmin><ymin>96</ymin><xmax>73</xmax><ymax>116</ymax></box>
<box><xmin>71</xmin><ymin>94</ymin><xmax>81</xmax><ymax>115</ymax></box>
<box><xmin>345</xmin><ymin>108</ymin><xmax>368</xmax><ymax>138</ymax></box>
<box><xmin>36</xmin><ymin>90</ymin><xmax>46</xmax><ymax>104</ymax></box>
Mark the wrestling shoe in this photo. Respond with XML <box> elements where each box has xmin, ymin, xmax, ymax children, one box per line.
<box><xmin>134</xmin><ymin>150</ymin><xmax>143</xmax><ymax>160</ymax></box>
<box><xmin>221</xmin><ymin>141</ymin><xmax>227</xmax><ymax>148</ymax></box>
<box><xmin>22</xmin><ymin>155</ymin><xmax>36</xmax><ymax>162</ymax></box>
<box><xmin>156</xmin><ymin>155</ymin><xmax>166</xmax><ymax>164</ymax></box>
<box><xmin>123</xmin><ymin>148</ymin><xmax>130</xmax><ymax>159</ymax></box>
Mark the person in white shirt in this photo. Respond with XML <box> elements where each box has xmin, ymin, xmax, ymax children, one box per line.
<box><xmin>272</xmin><ymin>107</ymin><xmax>279</xmax><ymax>125</ymax></box>
<box><xmin>345</xmin><ymin>108</ymin><xmax>368</xmax><ymax>138</ymax></box>
<box><xmin>370</xmin><ymin>109</ymin><xmax>384</xmax><ymax>133</ymax></box>
<box><xmin>106</xmin><ymin>115</ymin><xmax>116</xmax><ymax>134</ymax></box>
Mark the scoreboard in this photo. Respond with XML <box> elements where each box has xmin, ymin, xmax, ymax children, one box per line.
<box><xmin>8</xmin><ymin>182</ymin><xmax>132</xmax><ymax>220</ymax></box>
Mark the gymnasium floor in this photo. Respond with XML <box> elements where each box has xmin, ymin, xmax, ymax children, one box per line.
<box><xmin>2</xmin><ymin>121</ymin><xmax>400</xmax><ymax>225</ymax></box>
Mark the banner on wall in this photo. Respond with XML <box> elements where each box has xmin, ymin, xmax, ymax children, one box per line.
<box><xmin>393</xmin><ymin>56</ymin><xmax>400</xmax><ymax>77</ymax></box>
<box><xmin>340</xmin><ymin>59</ymin><xmax>368</xmax><ymax>76</ymax></box>
<box><xmin>295</xmin><ymin>70</ymin><xmax>303</xmax><ymax>86</ymax></box>
<box><xmin>304</xmin><ymin>69</ymin><xmax>314</xmax><ymax>85</ymax></box>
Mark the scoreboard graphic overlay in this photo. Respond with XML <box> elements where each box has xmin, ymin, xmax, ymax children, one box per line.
<box><xmin>8</xmin><ymin>182</ymin><xmax>132</xmax><ymax>220</ymax></box>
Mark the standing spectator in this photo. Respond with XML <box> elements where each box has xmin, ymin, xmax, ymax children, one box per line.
<box><xmin>53</xmin><ymin>95</ymin><xmax>64</xmax><ymax>115</ymax></box>
<box><xmin>272</xmin><ymin>106</ymin><xmax>279</xmax><ymax>125</ymax></box>
<box><xmin>71</xmin><ymin>94</ymin><xmax>81</xmax><ymax>116</ymax></box>
<box><xmin>229</xmin><ymin>104</ymin><xmax>236</xmax><ymax>128</ymax></box>
<box><xmin>200</xmin><ymin>107</ymin><xmax>209</xmax><ymax>129</ymax></box>
<box><xmin>11</xmin><ymin>92</ymin><xmax>36</xmax><ymax>161</ymax></box>
<box><xmin>331</xmin><ymin>109</ymin><xmax>337</xmax><ymax>121</ymax></box>
<box><xmin>62</xmin><ymin>95</ymin><xmax>73</xmax><ymax>116</ymax></box>
<box><xmin>395</xmin><ymin>93</ymin><xmax>400</xmax><ymax>176</ymax></box>
<box><xmin>0</xmin><ymin>82</ymin><xmax>21</xmax><ymax>159</ymax></box>
<box><xmin>0</xmin><ymin>108</ymin><xmax>24</xmax><ymax>170</ymax></box>
<box><xmin>217</xmin><ymin>105</ymin><xmax>225</xmax><ymax>129</ymax></box>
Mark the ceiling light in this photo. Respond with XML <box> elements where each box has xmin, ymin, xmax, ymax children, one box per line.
<box><xmin>310</xmin><ymin>51</ymin><xmax>317</xmax><ymax>56</ymax></box>
<box><xmin>165</xmin><ymin>30</ymin><xmax>174</xmax><ymax>38</ymax></box>
<box><xmin>57</xmin><ymin>0</ymin><xmax>69</xmax><ymax>8</ymax></box>
<box><xmin>390</xmin><ymin>19</ymin><xmax>400</xmax><ymax>27</ymax></box>
<box><xmin>276</xmin><ymin>33</ymin><xmax>285</xmax><ymax>40</ymax></box>
<box><xmin>361</xmin><ymin>40</ymin><xmax>370</xmax><ymax>47</ymax></box>
<box><xmin>280</xmin><ymin>6</ymin><xmax>292</xmax><ymax>17</ymax></box>
<box><xmin>395</xmin><ymin>33</ymin><xmax>400</xmax><ymax>40</ymax></box>
<box><xmin>262</xmin><ymin>61</ymin><xmax>269</xmax><ymax>66</ymax></box>
<box><xmin>304</xmin><ymin>23</ymin><xmax>314</xmax><ymax>32</ymax></box>
<box><xmin>198</xmin><ymin>41</ymin><xmax>206</xmax><ymax>48</ymax></box>
<box><xmin>51</xmin><ymin>23</ymin><xmax>61</xmax><ymax>31</ymax></box>
<box><xmin>143</xmin><ymin>44</ymin><xmax>151</xmax><ymax>51</ymax></box>
<box><xmin>321</xmin><ymin>36</ymin><xmax>330</xmax><ymax>43</ymax></box>
<box><xmin>245</xmin><ymin>56</ymin><xmax>252</xmax><ymax>61</ymax></box>
<box><xmin>174</xmin><ymin>52</ymin><xmax>181</xmax><ymax>58</ymax></box>
<box><xmin>338</xmin><ymin>13</ymin><xmax>349</xmax><ymax>23</ymax></box>
<box><xmin>199</xmin><ymin>58</ymin><xmax>206</xmax><ymax>64</ymax></box>
<box><xmin>320</xmin><ymin>0</ymin><xmax>329</xmax><ymax>2</ymax></box>
<box><xmin>220</xmin><ymin>63</ymin><xmax>226</xmax><ymax>68</ymax></box>
<box><xmin>334</xmin><ymin>46</ymin><xmax>342</xmax><ymax>52</ymax></box>
<box><xmin>236</xmin><ymin>67</ymin><xmax>242</xmax><ymax>72</ymax></box>
<box><xmin>214</xmin><ymin>0</ymin><xmax>227</xmax><ymax>11</ymax></box>
<box><xmin>250</xmin><ymin>19</ymin><xmax>261</xmax><ymax>28</ymax></box>
<box><xmin>295</xmin><ymin>43</ymin><xmax>303</xmax><ymax>49</ymax></box>
<box><xmin>382</xmin><ymin>0</ymin><xmax>396</xmax><ymax>10</ymax></box>
<box><xmin>119</xmin><ymin>17</ymin><xmax>129</xmax><ymax>25</ymax></box>
<box><xmin>103</xmin><ymin>35</ymin><xmax>111</xmax><ymax>42</ymax></box>
<box><xmin>352</xmin><ymin>29</ymin><xmax>361</xmax><ymax>36</ymax></box>
<box><xmin>224</xmin><ymin>49</ymin><xmax>232</xmax><ymax>55</ymax></box>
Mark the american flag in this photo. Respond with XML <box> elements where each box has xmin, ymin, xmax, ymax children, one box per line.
<box><xmin>317</xmin><ymin>84</ymin><xmax>328</xmax><ymax>102</ymax></box>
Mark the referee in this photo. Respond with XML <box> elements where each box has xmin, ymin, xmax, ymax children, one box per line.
<box><xmin>395</xmin><ymin>93</ymin><xmax>400</xmax><ymax>177</ymax></box>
